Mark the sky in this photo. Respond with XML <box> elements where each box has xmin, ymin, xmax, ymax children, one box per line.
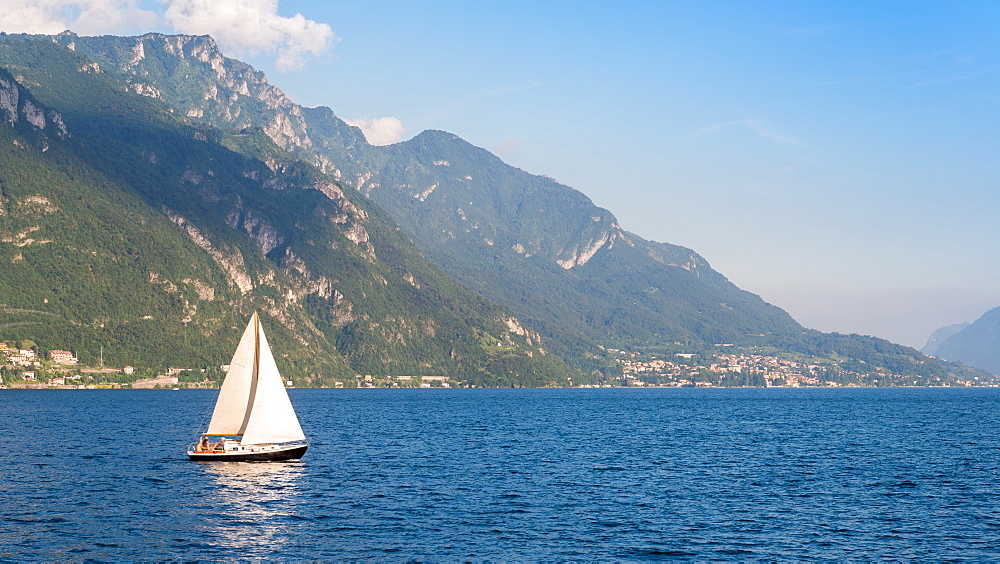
<box><xmin>2</xmin><ymin>0</ymin><xmax>998</xmax><ymax>348</ymax></box>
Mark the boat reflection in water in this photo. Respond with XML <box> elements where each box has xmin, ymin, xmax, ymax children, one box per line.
<box><xmin>198</xmin><ymin>461</ymin><xmax>308</xmax><ymax>551</ymax></box>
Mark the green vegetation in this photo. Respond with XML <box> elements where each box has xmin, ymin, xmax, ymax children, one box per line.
<box><xmin>0</xmin><ymin>34</ymin><xmax>573</xmax><ymax>387</ymax></box>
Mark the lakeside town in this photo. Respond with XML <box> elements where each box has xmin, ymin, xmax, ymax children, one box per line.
<box><xmin>0</xmin><ymin>339</ymin><xmax>457</xmax><ymax>389</ymax></box>
<box><xmin>0</xmin><ymin>340</ymin><xmax>218</xmax><ymax>389</ymax></box>
<box><xmin>2</xmin><ymin>337</ymin><xmax>993</xmax><ymax>389</ymax></box>
<box><xmin>602</xmin><ymin>346</ymin><xmax>994</xmax><ymax>388</ymax></box>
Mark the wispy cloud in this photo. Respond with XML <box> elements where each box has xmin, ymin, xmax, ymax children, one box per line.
<box><xmin>493</xmin><ymin>137</ymin><xmax>527</xmax><ymax>156</ymax></box>
<box><xmin>345</xmin><ymin>116</ymin><xmax>405</xmax><ymax>146</ymax></box>
<box><xmin>783</xmin><ymin>21</ymin><xmax>878</xmax><ymax>39</ymax></box>
<box><xmin>482</xmin><ymin>80</ymin><xmax>542</xmax><ymax>98</ymax></box>
<box><xmin>904</xmin><ymin>67</ymin><xmax>998</xmax><ymax>89</ymax></box>
<box><xmin>425</xmin><ymin>80</ymin><xmax>543</xmax><ymax>123</ymax></box>
<box><xmin>694</xmin><ymin>117</ymin><xmax>803</xmax><ymax>146</ymax></box>
<box><xmin>784</xmin><ymin>23</ymin><xmax>851</xmax><ymax>39</ymax></box>
<box><xmin>0</xmin><ymin>0</ymin><xmax>336</xmax><ymax>71</ymax></box>
<box><xmin>888</xmin><ymin>49</ymin><xmax>960</xmax><ymax>63</ymax></box>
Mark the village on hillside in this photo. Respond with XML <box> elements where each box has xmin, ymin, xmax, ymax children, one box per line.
<box><xmin>601</xmin><ymin>346</ymin><xmax>990</xmax><ymax>387</ymax></box>
<box><xmin>0</xmin><ymin>339</ymin><xmax>450</xmax><ymax>389</ymax></box>
<box><xmin>0</xmin><ymin>340</ymin><xmax>221</xmax><ymax>389</ymax></box>
<box><xmin>1</xmin><ymin>338</ymin><xmax>992</xmax><ymax>389</ymax></box>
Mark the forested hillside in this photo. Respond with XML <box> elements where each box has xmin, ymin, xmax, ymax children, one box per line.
<box><xmin>0</xmin><ymin>34</ymin><xmax>572</xmax><ymax>387</ymax></box>
<box><xmin>52</xmin><ymin>32</ymin><xmax>802</xmax><ymax>365</ymax></box>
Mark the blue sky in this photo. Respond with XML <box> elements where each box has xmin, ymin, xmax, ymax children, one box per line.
<box><xmin>4</xmin><ymin>1</ymin><xmax>999</xmax><ymax>347</ymax></box>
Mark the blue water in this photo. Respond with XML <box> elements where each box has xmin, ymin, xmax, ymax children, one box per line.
<box><xmin>2</xmin><ymin>388</ymin><xmax>999</xmax><ymax>560</ymax></box>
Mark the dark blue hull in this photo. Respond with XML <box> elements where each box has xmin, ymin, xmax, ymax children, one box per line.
<box><xmin>188</xmin><ymin>444</ymin><xmax>307</xmax><ymax>462</ymax></box>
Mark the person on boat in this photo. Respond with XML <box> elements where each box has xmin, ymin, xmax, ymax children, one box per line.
<box><xmin>198</xmin><ymin>435</ymin><xmax>209</xmax><ymax>452</ymax></box>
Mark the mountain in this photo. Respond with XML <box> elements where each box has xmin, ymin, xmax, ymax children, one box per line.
<box><xmin>52</xmin><ymin>32</ymin><xmax>802</xmax><ymax>363</ymax></box>
<box><xmin>0</xmin><ymin>31</ymin><xmax>991</xmax><ymax>387</ymax></box>
<box><xmin>0</xmin><ymin>33</ymin><xmax>572</xmax><ymax>387</ymax></box>
<box><xmin>924</xmin><ymin>309</ymin><xmax>1000</xmax><ymax>375</ymax></box>
<box><xmin>921</xmin><ymin>322</ymin><xmax>970</xmax><ymax>357</ymax></box>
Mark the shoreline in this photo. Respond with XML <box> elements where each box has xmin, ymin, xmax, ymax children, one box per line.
<box><xmin>3</xmin><ymin>383</ymin><xmax>997</xmax><ymax>390</ymax></box>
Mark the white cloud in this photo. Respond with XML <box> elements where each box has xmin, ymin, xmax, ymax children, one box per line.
<box><xmin>493</xmin><ymin>137</ymin><xmax>527</xmax><ymax>156</ymax></box>
<box><xmin>694</xmin><ymin>117</ymin><xmax>802</xmax><ymax>146</ymax></box>
<box><xmin>0</xmin><ymin>0</ymin><xmax>157</xmax><ymax>35</ymax></box>
<box><xmin>163</xmin><ymin>0</ymin><xmax>337</xmax><ymax>72</ymax></box>
<box><xmin>0</xmin><ymin>0</ymin><xmax>335</xmax><ymax>71</ymax></box>
<box><xmin>345</xmin><ymin>116</ymin><xmax>404</xmax><ymax>146</ymax></box>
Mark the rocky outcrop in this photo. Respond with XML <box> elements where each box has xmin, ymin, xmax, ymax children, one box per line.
<box><xmin>0</xmin><ymin>75</ymin><xmax>19</xmax><ymax>123</ymax></box>
<box><xmin>66</xmin><ymin>33</ymin><xmax>314</xmax><ymax>152</ymax></box>
<box><xmin>556</xmin><ymin>230</ymin><xmax>616</xmax><ymax>269</ymax></box>
<box><xmin>280</xmin><ymin>248</ymin><xmax>337</xmax><ymax>303</ymax></box>
<box><xmin>163</xmin><ymin>208</ymin><xmax>254</xmax><ymax>294</ymax></box>
<box><xmin>0</xmin><ymin>73</ymin><xmax>68</xmax><ymax>137</ymax></box>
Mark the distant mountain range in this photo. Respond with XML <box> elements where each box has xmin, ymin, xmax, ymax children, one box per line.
<box><xmin>921</xmin><ymin>322</ymin><xmax>970</xmax><ymax>357</ymax></box>
<box><xmin>0</xmin><ymin>31</ymin><xmax>990</xmax><ymax>386</ymax></box>
<box><xmin>923</xmin><ymin>310</ymin><xmax>1000</xmax><ymax>375</ymax></box>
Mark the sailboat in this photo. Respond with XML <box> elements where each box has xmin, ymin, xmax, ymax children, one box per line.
<box><xmin>188</xmin><ymin>312</ymin><xmax>308</xmax><ymax>461</ymax></box>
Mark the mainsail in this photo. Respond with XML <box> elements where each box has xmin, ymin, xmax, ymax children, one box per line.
<box><xmin>204</xmin><ymin>313</ymin><xmax>305</xmax><ymax>445</ymax></box>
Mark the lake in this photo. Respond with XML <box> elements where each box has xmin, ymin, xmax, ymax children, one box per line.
<box><xmin>2</xmin><ymin>387</ymin><xmax>999</xmax><ymax>559</ymax></box>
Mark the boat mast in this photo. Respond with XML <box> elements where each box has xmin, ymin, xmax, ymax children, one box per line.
<box><xmin>254</xmin><ymin>312</ymin><xmax>260</xmax><ymax>388</ymax></box>
<box><xmin>237</xmin><ymin>312</ymin><xmax>262</xmax><ymax>436</ymax></box>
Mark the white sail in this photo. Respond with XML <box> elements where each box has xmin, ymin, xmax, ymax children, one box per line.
<box><xmin>204</xmin><ymin>315</ymin><xmax>258</xmax><ymax>435</ymax></box>
<box><xmin>240</xmin><ymin>321</ymin><xmax>306</xmax><ymax>444</ymax></box>
<box><xmin>204</xmin><ymin>313</ymin><xmax>305</xmax><ymax>445</ymax></box>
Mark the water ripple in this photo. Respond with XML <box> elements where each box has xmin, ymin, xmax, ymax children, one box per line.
<box><xmin>2</xmin><ymin>388</ymin><xmax>1000</xmax><ymax>559</ymax></box>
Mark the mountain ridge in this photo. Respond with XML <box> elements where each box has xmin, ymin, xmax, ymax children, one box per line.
<box><xmin>62</xmin><ymin>31</ymin><xmax>802</xmax><ymax>357</ymax></box>
<box><xmin>924</xmin><ymin>309</ymin><xmax>1000</xmax><ymax>375</ymax></box>
<box><xmin>0</xmin><ymin>31</ymin><xmax>991</xmax><ymax>387</ymax></box>
<box><xmin>0</xmin><ymin>33</ymin><xmax>572</xmax><ymax>386</ymax></box>
<box><xmin>921</xmin><ymin>322</ymin><xmax>970</xmax><ymax>357</ymax></box>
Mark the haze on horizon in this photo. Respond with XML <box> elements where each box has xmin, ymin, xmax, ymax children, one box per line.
<box><xmin>2</xmin><ymin>0</ymin><xmax>997</xmax><ymax>349</ymax></box>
